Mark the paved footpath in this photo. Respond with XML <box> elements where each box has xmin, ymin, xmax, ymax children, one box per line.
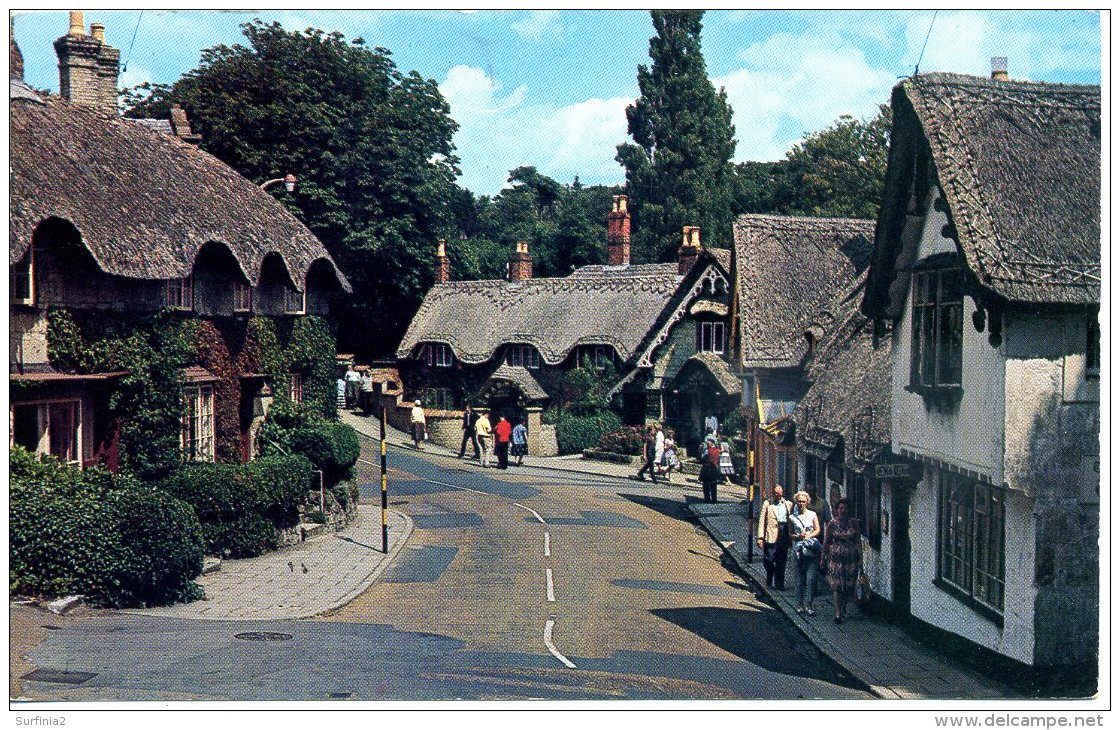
<box><xmin>128</xmin><ymin>505</ymin><xmax>412</xmax><ymax>621</ymax></box>
<box><xmin>340</xmin><ymin>409</ymin><xmax>1011</xmax><ymax>700</ymax></box>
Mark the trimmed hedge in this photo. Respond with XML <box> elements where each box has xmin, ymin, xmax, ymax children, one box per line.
<box><xmin>10</xmin><ymin>446</ymin><xmax>204</xmax><ymax>607</ymax></box>
<box><xmin>260</xmin><ymin>400</ymin><xmax>359</xmax><ymax>488</ymax></box>
<box><xmin>548</xmin><ymin>410</ymin><xmax>623</xmax><ymax>455</ymax></box>
<box><xmin>597</xmin><ymin>426</ymin><xmax>646</xmax><ymax>456</ymax></box>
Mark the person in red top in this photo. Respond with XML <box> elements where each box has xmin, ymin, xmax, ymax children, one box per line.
<box><xmin>493</xmin><ymin>415</ymin><xmax>513</xmax><ymax>470</ymax></box>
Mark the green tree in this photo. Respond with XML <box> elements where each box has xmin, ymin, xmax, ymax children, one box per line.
<box><xmin>774</xmin><ymin>104</ymin><xmax>892</xmax><ymax>220</ymax></box>
<box><xmin>616</xmin><ymin>10</ymin><xmax>737</xmax><ymax>262</ymax></box>
<box><xmin>122</xmin><ymin>21</ymin><xmax>460</xmax><ymax>360</ymax></box>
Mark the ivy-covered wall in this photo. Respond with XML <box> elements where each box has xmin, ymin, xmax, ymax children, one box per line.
<box><xmin>44</xmin><ymin>308</ymin><xmax>338</xmax><ymax>479</ymax></box>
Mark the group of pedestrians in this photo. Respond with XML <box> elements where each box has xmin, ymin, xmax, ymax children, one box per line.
<box><xmin>455</xmin><ymin>404</ymin><xmax>528</xmax><ymax>470</ymax></box>
<box><xmin>337</xmin><ymin>366</ymin><xmax>374</xmax><ymax>411</ymax></box>
<box><xmin>756</xmin><ymin>484</ymin><xmax>863</xmax><ymax>623</ymax></box>
<box><xmin>634</xmin><ymin>421</ymin><xmax>735</xmax><ymax>504</ymax></box>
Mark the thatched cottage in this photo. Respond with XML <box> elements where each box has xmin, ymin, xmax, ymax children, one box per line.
<box><xmin>862</xmin><ymin>69</ymin><xmax>1100</xmax><ymax>681</ymax></box>
<box><xmin>396</xmin><ymin>196</ymin><xmax>736</xmax><ymax>455</ymax></box>
<box><xmin>10</xmin><ymin>14</ymin><xmax>347</xmax><ymax>469</ymax></box>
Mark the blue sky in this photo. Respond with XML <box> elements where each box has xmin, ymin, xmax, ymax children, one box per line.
<box><xmin>12</xmin><ymin>9</ymin><xmax>1102</xmax><ymax>196</ymax></box>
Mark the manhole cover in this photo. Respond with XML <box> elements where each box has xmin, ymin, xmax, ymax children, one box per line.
<box><xmin>234</xmin><ymin>631</ymin><xmax>293</xmax><ymax>642</ymax></box>
<box><xmin>21</xmin><ymin>668</ymin><xmax>97</xmax><ymax>685</ymax></box>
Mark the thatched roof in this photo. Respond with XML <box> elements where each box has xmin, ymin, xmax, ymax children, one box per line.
<box><xmin>734</xmin><ymin>214</ymin><xmax>875</xmax><ymax>369</ymax></box>
<box><xmin>679</xmin><ymin>351</ymin><xmax>742</xmax><ymax>396</ymax></box>
<box><xmin>482</xmin><ymin>364</ymin><xmax>549</xmax><ymax>401</ymax></box>
<box><xmin>397</xmin><ymin>263</ymin><xmax>683</xmax><ymax>365</ymax></box>
<box><xmin>866</xmin><ymin>73</ymin><xmax>1100</xmax><ymax>316</ymax></box>
<box><xmin>9</xmin><ymin>84</ymin><xmax>348</xmax><ymax>292</ymax></box>
<box><xmin>795</xmin><ymin>279</ymin><xmax>891</xmax><ymax>472</ymax></box>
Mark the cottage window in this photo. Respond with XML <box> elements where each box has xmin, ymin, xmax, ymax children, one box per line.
<box><xmin>288</xmin><ymin>373</ymin><xmax>303</xmax><ymax>404</ymax></box>
<box><xmin>166</xmin><ymin>276</ymin><xmax>194</xmax><ymax>310</ymax></box>
<box><xmin>233</xmin><ymin>281</ymin><xmax>253</xmax><ymax>313</ymax></box>
<box><xmin>506</xmin><ymin>344</ymin><xmax>541</xmax><ymax>369</ymax></box>
<box><xmin>938</xmin><ymin>470</ymin><xmax>1005</xmax><ymax>613</ymax></box>
<box><xmin>1086</xmin><ymin>311</ymin><xmax>1101</xmax><ymax>377</ymax></box>
<box><xmin>284</xmin><ymin>287</ymin><xmax>306</xmax><ymax>314</ymax></box>
<box><xmin>11</xmin><ymin>249</ymin><xmax>33</xmax><ymax>304</ymax></box>
<box><xmin>425</xmin><ymin>387</ymin><xmax>457</xmax><ymax>410</ymax></box>
<box><xmin>10</xmin><ymin>399</ymin><xmax>81</xmax><ymax>467</ymax></box>
<box><xmin>698</xmin><ymin>321</ymin><xmax>726</xmax><ymax>354</ymax></box>
<box><xmin>577</xmin><ymin>345</ymin><xmax>615</xmax><ymax>369</ymax></box>
<box><xmin>849</xmin><ymin>472</ymin><xmax>882</xmax><ymax>551</ymax></box>
<box><xmin>181</xmin><ymin>385</ymin><xmax>215</xmax><ymax>462</ymax></box>
<box><xmin>421</xmin><ymin>343</ymin><xmax>454</xmax><ymax>368</ymax></box>
<box><xmin>910</xmin><ymin>268</ymin><xmax>962</xmax><ymax>389</ymax></box>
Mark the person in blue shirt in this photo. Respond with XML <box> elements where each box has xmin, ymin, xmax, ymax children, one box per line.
<box><xmin>510</xmin><ymin>419</ymin><xmax>528</xmax><ymax>465</ymax></box>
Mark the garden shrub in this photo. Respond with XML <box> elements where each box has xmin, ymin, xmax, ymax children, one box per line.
<box><xmin>159</xmin><ymin>462</ymin><xmax>259</xmax><ymax>523</ymax></box>
<box><xmin>10</xmin><ymin>446</ymin><xmax>204</xmax><ymax>607</ymax></box>
<box><xmin>331</xmin><ymin>479</ymin><xmax>360</xmax><ymax>511</ymax></box>
<box><xmin>597</xmin><ymin>426</ymin><xmax>645</xmax><ymax>455</ymax></box>
<box><xmin>260</xmin><ymin>400</ymin><xmax>359</xmax><ymax>487</ymax></box>
<box><xmin>202</xmin><ymin>514</ymin><xmax>278</xmax><ymax>558</ymax></box>
<box><xmin>549</xmin><ymin>410</ymin><xmax>623</xmax><ymax>455</ymax></box>
<box><xmin>246</xmin><ymin>454</ymin><xmax>314</xmax><ymax>528</ymax></box>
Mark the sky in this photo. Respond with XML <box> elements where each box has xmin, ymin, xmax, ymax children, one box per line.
<box><xmin>11</xmin><ymin>8</ymin><xmax>1103</xmax><ymax>196</ymax></box>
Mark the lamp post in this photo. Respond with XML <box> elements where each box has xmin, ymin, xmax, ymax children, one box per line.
<box><xmin>260</xmin><ymin>173</ymin><xmax>297</xmax><ymax>193</ymax></box>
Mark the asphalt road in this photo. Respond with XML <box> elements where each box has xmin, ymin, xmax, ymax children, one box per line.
<box><xmin>14</xmin><ymin>439</ymin><xmax>870</xmax><ymax>702</ymax></box>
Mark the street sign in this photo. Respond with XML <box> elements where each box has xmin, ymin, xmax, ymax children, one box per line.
<box><xmin>875</xmin><ymin>463</ymin><xmax>911</xmax><ymax>479</ymax></box>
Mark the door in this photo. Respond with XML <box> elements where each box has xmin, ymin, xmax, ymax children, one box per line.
<box><xmin>891</xmin><ymin>480</ymin><xmax>912</xmax><ymax>616</ymax></box>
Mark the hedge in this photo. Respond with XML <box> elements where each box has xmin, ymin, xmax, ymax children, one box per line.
<box><xmin>10</xmin><ymin>446</ymin><xmax>204</xmax><ymax>607</ymax></box>
<box><xmin>548</xmin><ymin>410</ymin><xmax>623</xmax><ymax>455</ymax></box>
<box><xmin>260</xmin><ymin>401</ymin><xmax>359</xmax><ymax>488</ymax></box>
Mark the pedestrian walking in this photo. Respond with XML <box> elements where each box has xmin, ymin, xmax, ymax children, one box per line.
<box><xmin>822</xmin><ymin>497</ymin><xmax>862</xmax><ymax>624</ymax></box>
<box><xmin>474</xmin><ymin>411</ymin><xmax>493</xmax><ymax>467</ymax></box>
<box><xmin>634</xmin><ymin>424</ymin><xmax>660</xmax><ymax>483</ymax></box>
<box><xmin>654</xmin><ymin>423</ymin><xmax>665</xmax><ymax>470</ymax></box>
<box><xmin>756</xmin><ymin>485</ymin><xmax>793</xmax><ymax>590</ymax></box>
<box><xmin>344</xmin><ymin>366</ymin><xmax>361</xmax><ymax>409</ymax></box>
<box><xmin>511</xmin><ymin>419</ymin><xmax>528</xmax><ymax>465</ymax></box>
<box><xmin>807</xmin><ymin>484</ymin><xmax>832</xmax><ymax>599</ymax></box>
<box><xmin>410</xmin><ymin>399</ymin><xmax>427</xmax><ymax>450</ymax></box>
<box><xmin>336</xmin><ymin>376</ymin><xmax>346</xmax><ymax>411</ymax></box>
<box><xmin>358</xmin><ymin>370</ymin><xmax>374</xmax><ymax>413</ymax></box>
<box><xmin>790</xmin><ymin>490</ymin><xmax>822</xmax><ymax>616</ymax></box>
<box><xmin>718</xmin><ymin>438</ymin><xmax>735</xmax><ymax>483</ymax></box>
<box><xmin>698</xmin><ymin>447</ymin><xmax>721</xmax><ymax>503</ymax></box>
<box><xmin>660</xmin><ymin>429</ymin><xmax>680</xmax><ymax>481</ymax></box>
<box><xmin>458</xmin><ymin>405</ymin><xmax>480</xmax><ymax>460</ymax></box>
<box><xmin>494</xmin><ymin>415</ymin><xmax>512</xmax><ymax>469</ymax></box>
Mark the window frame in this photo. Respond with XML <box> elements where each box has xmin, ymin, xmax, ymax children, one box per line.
<box><xmin>233</xmin><ymin>280</ymin><xmax>253</xmax><ymax>313</ymax></box>
<box><xmin>11</xmin><ymin>247</ymin><xmax>34</xmax><ymax>305</ymax></box>
<box><xmin>505</xmin><ymin>344</ymin><xmax>541</xmax><ymax>369</ymax></box>
<box><xmin>1086</xmin><ymin>310</ymin><xmax>1101</xmax><ymax>377</ymax></box>
<box><xmin>284</xmin><ymin>286</ymin><xmax>306</xmax><ymax>315</ymax></box>
<box><xmin>577</xmin><ymin>345</ymin><xmax>616</xmax><ymax>370</ymax></box>
<box><xmin>10</xmin><ymin>398</ymin><xmax>82</xmax><ymax>467</ymax></box>
<box><xmin>288</xmin><ymin>372</ymin><xmax>304</xmax><ymax>404</ymax></box>
<box><xmin>936</xmin><ymin>469</ymin><xmax>1006</xmax><ymax>620</ymax></box>
<box><xmin>166</xmin><ymin>276</ymin><xmax>194</xmax><ymax>311</ymax></box>
<box><xmin>697</xmin><ymin>320</ymin><xmax>726</xmax><ymax>355</ymax></box>
<box><xmin>909</xmin><ymin>266</ymin><xmax>963</xmax><ymax>391</ymax></box>
<box><xmin>181</xmin><ymin>385</ymin><xmax>215</xmax><ymax>462</ymax></box>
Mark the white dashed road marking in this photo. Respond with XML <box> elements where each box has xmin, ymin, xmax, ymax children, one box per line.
<box><xmin>544</xmin><ymin>619</ymin><xmax>577</xmax><ymax>669</ymax></box>
<box><xmin>546</xmin><ymin>568</ymin><xmax>556</xmax><ymax>602</ymax></box>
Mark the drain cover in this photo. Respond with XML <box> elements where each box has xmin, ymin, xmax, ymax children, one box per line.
<box><xmin>234</xmin><ymin>631</ymin><xmax>293</xmax><ymax>642</ymax></box>
<box><xmin>21</xmin><ymin>668</ymin><xmax>97</xmax><ymax>685</ymax></box>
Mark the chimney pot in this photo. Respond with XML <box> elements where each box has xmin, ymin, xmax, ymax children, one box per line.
<box><xmin>68</xmin><ymin>11</ymin><xmax>85</xmax><ymax>36</ymax></box>
<box><xmin>607</xmin><ymin>195</ymin><xmax>632</xmax><ymax>266</ymax></box>
<box><xmin>990</xmin><ymin>56</ymin><xmax>1009</xmax><ymax>81</ymax></box>
<box><xmin>509</xmin><ymin>240</ymin><xmax>533</xmax><ymax>281</ymax></box>
<box><xmin>90</xmin><ymin>22</ymin><xmax>105</xmax><ymax>42</ymax></box>
<box><xmin>678</xmin><ymin>226</ymin><xmax>701</xmax><ymax>275</ymax></box>
<box><xmin>434</xmin><ymin>239</ymin><xmax>450</xmax><ymax>284</ymax></box>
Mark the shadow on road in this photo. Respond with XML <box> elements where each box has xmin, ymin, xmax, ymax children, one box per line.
<box><xmin>616</xmin><ymin>492</ymin><xmax>695</xmax><ymax>524</ymax></box>
<box><xmin>650</xmin><ymin>606</ymin><xmax>865</xmax><ymax>691</ymax></box>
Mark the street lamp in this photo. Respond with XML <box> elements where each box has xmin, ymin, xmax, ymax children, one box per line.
<box><xmin>260</xmin><ymin>173</ymin><xmax>297</xmax><ymax>193</ymax></box>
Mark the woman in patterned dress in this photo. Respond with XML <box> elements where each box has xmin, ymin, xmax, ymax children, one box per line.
<box><xmin>821</xmin><ymin>497</ymin><xmax>861</xmax><ymax>624</ymax></box>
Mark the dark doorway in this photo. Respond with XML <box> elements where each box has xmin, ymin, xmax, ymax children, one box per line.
<box><xmin>891</xmin><ymin>480</ymin><xmax>912</xmax><ymax>616</ymax></box>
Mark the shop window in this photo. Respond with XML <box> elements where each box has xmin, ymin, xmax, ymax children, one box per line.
<box><xmin>938</xmin><ymin>470</ymin><xmax>1005</xmax><ymax>613</ymax></box>
<box><xmin>182</xmin><ymin>385</ymin><xmax>215</xmax><ymax>462</ymax></box>
<box><xmin>166</xmin><ymin>276</ymin><xmax>194</xmax><ymax>310</ymax></box>
<box><xmin>849</xmin><ymin>472</ymin><xmax>882</xmax><ymax>551</ymax></box>
<box><xmin>10</xmin><ymin>399</ymin><xmax>81</xmax><ymax>467</ymax></box>
<box><xmin>506</xmin><ymin>344</ymin><xmax>541</xmax><ymax>369</ymax></box>
<box><xmin>698</xmin><ymin>321</ymin><xmax>726</xmax><ymax>354</ymax></box>
<box><xmin>910</xmin><ymin>268</ymin><xmax>962</xmax><ymax>389</ymax></box>
<box><xmin>1086</xmin><ymin>311</ymin><xmax>1100</xmax><ymax>377</ymax></box>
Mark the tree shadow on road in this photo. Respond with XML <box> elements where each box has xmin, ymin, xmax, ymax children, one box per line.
<box><xmin>617</xmin><ymin>492</ymin><xmax>699</xmax><ymax>524</ymax></box>
<box><xmin>650</xmin><ymin>605</ymin><xmax>865</xmax><ymax>691</ymax></box>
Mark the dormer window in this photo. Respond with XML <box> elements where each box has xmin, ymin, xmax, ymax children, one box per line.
<box><xmin>233</xmin><ymin>281</ymin><xmax>252</xmax><ymax>313</ymax></box>
<box><xmin>166</xmin><ymin>276</ymin><xmax>194</xmax><ymax>310</ymax></box>
<box><xmin>577</xmin><ymin>345</ymin><xmax>616</xmax><ymax>369</ymax></box>
<box><xmin>11</xmin><ymin>249</ymin><xmax>33</xmax><ymax>305</ymax></box>
<box><xmin>506</xmin><ymin>344</ymin><xmax>541</xmax><ymax>369</ymax></box>
<box><xmin>910</xmin><ymin>268</ymin><xmax>962</xmax><ymax>389</ymax></box>
<box><xmin>284</xmin><ymin>286</ymin><xmax>305</xmax><ymax>314</ymax></box>
<box><xmin>698</xmin><ymin>321</ymin><xmax>726</xmax><ymax>354</ymax></box>
<box><xmin>420</xmin><ymin>343</ymin><xmax>454</xmax><ymax>367</ymax></box>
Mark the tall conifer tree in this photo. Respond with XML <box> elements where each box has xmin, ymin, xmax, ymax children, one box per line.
<box><xmin>616</xmin><ymin>11</ymin><xmax>737</xmax><ymax>262</ymax></box>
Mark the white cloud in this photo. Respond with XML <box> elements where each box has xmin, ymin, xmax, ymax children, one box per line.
<box><xmin>716</xmin><ymin>31</ymin><xmax>897</xmax><ymax>162</ymax></box>
<box><xmin>511</xmin><ymin>11</ymin><xmax>561</xmax><ymax>42</ymax></box>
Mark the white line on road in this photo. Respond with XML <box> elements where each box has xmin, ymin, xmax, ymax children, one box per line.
<box><xmin>515</xmin><ymin>502</ymin><xmax>546</xmax><ymax>524</ymax></box>
<box><xmin>544</xmin><ymin>532</ymin><xmax>551</xmax><ymax>557</ymax></box>
<box><xmin>546</xmin><ymin>568</ymin><xmax>555</xmax><ymax>602</ymax></box>
<box><xmin>544</xmin><ymin>619</ymin><xmax>577</xmax><ymax>669</ymax></box>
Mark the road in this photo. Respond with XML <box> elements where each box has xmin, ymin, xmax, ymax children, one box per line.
<box><xmin>13</xmin><ymin>437</ymin><xmax>870</xmax><ymax>701</ymax></box>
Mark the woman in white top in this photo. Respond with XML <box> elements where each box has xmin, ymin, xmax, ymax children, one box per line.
<box><xmin>789</xmin><ymin>490</ymin><xmax>821</xmax><ymax>616</ymax></box>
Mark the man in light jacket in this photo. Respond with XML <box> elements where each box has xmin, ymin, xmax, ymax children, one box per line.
<box><xmin>474</xmin><ymin>411</ymin><xmax>493</xmax><ymax>468</ymax></box>
<box><xmin>756</xmin><ymin>484</ymin><xmax>793</xmax><ymax>590</ymax></box>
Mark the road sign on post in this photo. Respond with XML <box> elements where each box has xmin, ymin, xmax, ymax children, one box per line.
<box><xmin>380</xmin><ymin>406</ymin><xmax>389</xmax><ymax>553</ymax></box>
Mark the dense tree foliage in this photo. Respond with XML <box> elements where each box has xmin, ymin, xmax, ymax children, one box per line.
<box><xmin>123</xmin><ymin>21</ymin><xmax>460</xmax><ymax>360</ymax></box>
<box><xmin>616</xmin><ymin>10</ymin><xmax>737</xmax><ymax>262</ymax></box>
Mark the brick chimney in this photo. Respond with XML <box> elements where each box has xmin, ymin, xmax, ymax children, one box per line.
<box><xmin>990</xmin><ymin>57</ymin><xmax>1009</xmax><ymax>81</ymax></box>
<box><xmin>54</xmin><ymin>11</ymin><xmax>119</xmax><ymax>115</ymax></box>
<box><xmin>509</xmin><ymin>240</ymin><xmax>533</xmax><ymax>282</ymax></box>
<box><xmin>10</xmin><ymin>17</ymin><xmax>24</xmax><ymax>80</ymax></box>
<box><xmin>607</xmin><ymin>195</ymin><xmax>631</xmax><ymax>266</ymax></box>
<box><xmin>434</xmin><ymin>240</ymin><xmax>450</xmax><ymax>284</ymax></box>
<box><xmin>170</xmin><ymin>104</ymin><xmax>202</xmax><ymax>144</ymax></box>
<box><xmin>678</xmin><ymin>226</ymin><xmax>701</xmax><ymax>274</ymax></box>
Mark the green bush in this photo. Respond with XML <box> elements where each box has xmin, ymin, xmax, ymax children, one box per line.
<box><xmin>202</xmin><ymin>514</ymin><xmax>278</xmax><ymax>558</ymax></box>
<box><xmin>597</xmin><ymin>426</ymin><xmax>646</xmax><ymax>455</ymax></box>
<box><xmin>10</xmin><ymin>447</ymin><xmax>204</xmax><ymax>607</ymax></box>
<box><xmin>260</xmin><ymin>400</ymin><xmax>359</xmax><ymax>487</ymax></box>
<box><xmin>246</xmin><ymin>454</ymin><xmax>314</xmax><ymax>528</ymax></box>
<box><xmin>331</xmin><ymin>480</ymin><xmax>360</xmax><ymax>511</ymax></box>
<box><xmin>159</xmin><ymin>463</ymin><xmax>259</xmax><ymax>522</ymax></box>
<box><xmin>550</xmin><ymin>410</ymin><xmax>623</xmax><ymax>455</ymax></box>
